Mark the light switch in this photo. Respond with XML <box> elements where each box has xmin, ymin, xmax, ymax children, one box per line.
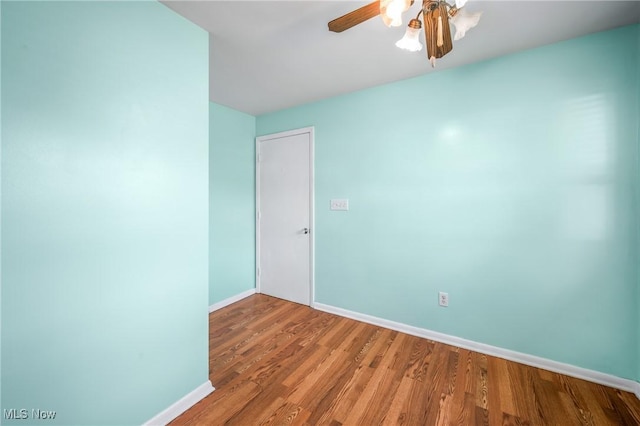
<box><xmin>330</xmin><ymin>199</ymin><xmax>349</xmax><ymax>211</ymax></box>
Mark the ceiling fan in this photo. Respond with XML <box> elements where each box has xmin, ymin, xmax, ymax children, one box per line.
<box><xmin>328</xmin><ymin>0</ymin><xmax>482</xmax><ymax>67</ymax></box>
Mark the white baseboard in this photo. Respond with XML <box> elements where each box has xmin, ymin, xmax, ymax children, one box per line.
<box><xmin>209</xmin><ymin>288</ymin><xmax>256</xmax><ymax>313</ymax></box>
<box><xmin>144</xmin><ymin>380</ymin><xmax>214</xmax><ymax>426</ymax></box>
<box><xmin>314</xmin><ymin>302</ymin><xmax>639</xmax><ymax>397</ymax></box>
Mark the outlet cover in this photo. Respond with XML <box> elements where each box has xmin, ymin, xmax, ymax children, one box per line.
<box><xmin>439</xmin><ymin>292</ymin><xmax>449</xmax><ymax>307</ymax></box>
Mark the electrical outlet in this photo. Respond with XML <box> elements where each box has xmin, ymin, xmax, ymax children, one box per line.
<box><xmin>439</xmin><ymin>292</ymin><xmax>449</xmax><ymax>307</ymax></box>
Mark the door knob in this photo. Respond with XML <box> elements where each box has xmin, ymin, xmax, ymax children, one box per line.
<box><xmin>302</xmin><ymin>228</ymin><xmax>309</xmax><ymax>234</ymax></box>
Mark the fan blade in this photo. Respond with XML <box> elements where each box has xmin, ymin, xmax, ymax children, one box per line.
<box><xmin>328</xmin><ymin>1</ymin><xmax>380</xmax><ymax>33</ymax></box>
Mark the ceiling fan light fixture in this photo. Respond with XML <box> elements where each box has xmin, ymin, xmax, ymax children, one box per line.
<box><xmin>327</xmin><ymin>0</ymin><xmax>481</xmax><ymax>63</ymax></box>
<box><xmin>396</xmin><ymin>18</ymin><xmax>423</xmax><ymax>52</ymax></box>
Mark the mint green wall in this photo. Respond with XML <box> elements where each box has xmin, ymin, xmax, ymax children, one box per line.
<box><xmin>1</xmin><ymin>2</ymin><xmax>209</xmax><ymax>424</ymax></box>
<box><xmin>257</xmin><ymin>25</ymin><xmax>640</xmax><ymax>381</ymax></box>
<box><xmin>209</xmin><ymin>103</ymin><xmax>256</xmax><ymax>305</ymax></box>
<box><xmin>0</xmin><ymin>0</ymin><xmax>3</xmax><ymax>409</ymax></box>
<box><xmin>637</xmin><ymin>25</ymin><xmax>640</xmax><ymax>384</ymax></box>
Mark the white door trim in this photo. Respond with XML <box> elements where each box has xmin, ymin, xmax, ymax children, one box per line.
<box><xmin>255</xmin><ymin>127</ymin><xmax>315</xmax><ymax>307</ymax></box>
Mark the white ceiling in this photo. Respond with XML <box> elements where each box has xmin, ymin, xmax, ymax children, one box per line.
<box><xmin>161</xmin><ymin>0</ymin><xmax>640</xmax><ymax>116</ymax></box>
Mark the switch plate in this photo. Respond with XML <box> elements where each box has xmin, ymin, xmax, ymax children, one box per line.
<box><xmin>330</xmin><ymin>199</ymin><xmax>349</xmax><ymax>211</ymax></box>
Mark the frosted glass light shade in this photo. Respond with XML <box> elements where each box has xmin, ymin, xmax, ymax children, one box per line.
<box><xmin>450</xmin><ymin>8</ymin><xmax>482</xmax><ymax>40</ymax></box>
<box><xmin>380</xmin><ymin>0</ymin><xmax>411</xmax><ymax>27</ymax></box>
<box><xmin>396</xmin><ymin>26</ymin><xmax>423</xmax><ymax>52</ymax></box>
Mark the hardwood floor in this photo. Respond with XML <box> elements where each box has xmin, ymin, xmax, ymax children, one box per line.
<box><xmin>171</xmin><ymin>294</ymin><xmax>640</xmax><ymax>425</ymax></box>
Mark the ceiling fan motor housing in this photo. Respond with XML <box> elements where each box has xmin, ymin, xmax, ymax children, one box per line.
<box><xmin>423</xmin><ymin>1</ymin><xmax>453</xmax><ymax>58</ymax></box>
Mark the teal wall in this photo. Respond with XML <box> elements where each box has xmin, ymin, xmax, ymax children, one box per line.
<box><xmin>257</xmin><ymin>25</ymin><xmax>640</xmax><ymax>381</ymax></box>
<box><xmin>1</xmin><ymin>2</ymin><xmax>209</xmax><ymax>424</ymax></box>
<box><xmin>209</xmin><ymin>103</ymin><xmax>256</xmax><ymax>305</ymax></box>
<box><xmin>0</xmin><ymin>0</ymin><xmax>3</xmax><ymax>410</ymax></box>
<box><xmin>637</xmin><ymin>25</ymin><xmax>640</xmax><ymax>384</ymax></box>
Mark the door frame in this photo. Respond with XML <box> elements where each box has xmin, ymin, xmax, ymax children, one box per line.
<box><xmin>255</xmin><ymin>126</ymin><xmax>315</xmax><ymax>307</ymax></box>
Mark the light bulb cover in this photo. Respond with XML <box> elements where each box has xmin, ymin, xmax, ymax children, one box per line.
<box><xmin>396</xmin><ymin>19</ymin><xmax>423</xmax><ymax>52</ymax></box>
<box><xmin>380</xmin><ymin>0</ymin><xmax>411</xmax><ymax>27</ymax></box>
<box><xmin>450</xmin><ymin>7</ymin><xmax>482</xmax><ymax>40</ymax></box>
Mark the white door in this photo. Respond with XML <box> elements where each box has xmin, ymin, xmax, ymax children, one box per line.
<box><xmin>256</xmin><ymin>127</ymin><xmax>313</xmax><ymax>306</ymax></box>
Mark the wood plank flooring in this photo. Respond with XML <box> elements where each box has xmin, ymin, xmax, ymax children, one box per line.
<box><xmin>171</xmin><ymin>294</ymin><xmax>640</xmax><ymax>425</ymax></box>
